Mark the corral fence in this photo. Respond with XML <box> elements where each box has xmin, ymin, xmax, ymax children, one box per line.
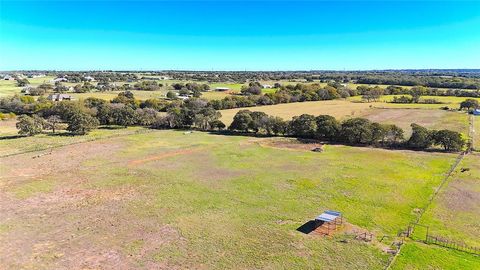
<box><xmin>426</xmin><ymin>235</ymin><xmax>480</xmax><ymax>255</ymax></box>
<box><xmin>355</xmin><ymin>232</ymin><xmax>373</xmax><ymax>242</ymax></box>
<box><xmin>407</xmin><ymin>222</ymin><xmax>480</xmax><ymax>256</ymax></box>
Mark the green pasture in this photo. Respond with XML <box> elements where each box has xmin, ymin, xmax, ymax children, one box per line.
<box><xmin>1</xmin><ymin>129</ymin><xmax>460</xmax><ymax>268</ymax></box>
<box><xmin>391</xmin><ymin>241</ymin><xmax>480</xmax><ymax>270</ymax></box>
<box><xmin>0</xmin><ymin>124</ymin><xmax>149</xmax><ymax>156</ymax></box>
<box><xmin>411</xmin><ymin>154</ymin><xmax>480</xmax><ymax>247</ymax></box>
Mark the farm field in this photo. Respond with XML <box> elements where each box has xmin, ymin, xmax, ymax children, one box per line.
<box><xmin>219</xmin><ymin>100</ymin><xmax>469</xmax><ymax>134</ymax></box>
<box><xmin>0</xmin><ymin>120</ymin><xmax>150</xmax><ymax>157</ymax></box>
<box><xmin>391</xmin><ymin>241</ymin><xmax>480</xmax><ymax>270</ymax></box>
<box><xmin>411</xmin><ymin>153</ymin><xmax>480</xmax><ymax>247</ymax></box>
<box><xmin>0</xmin><ymin>80</ymin><xmax>20</xmax><ymax>97</ymax></box>
<box><xmin>474</xmin><ymin>116</ymin><xmax>480</xmax><ymax>150</ymax></box>
<box><xmin>348</xmin><ymin>95</ymin><xmax>480</xmax><ymax>108</ymax></box>
<box><xmin>220</xmin><ymin>100</ymin><xmax>377</xmax><ymax>125</ymax></box>
<box><xmin>71</xmin><ymin>90</ymin><xmax>167</xmax><ymax>101</ymax></box>
<box><xmin>0</xmin><ymin>130</ymin><xmax>459</xmax><ymax>269</ymax></box>
<box><xmin>0</xmin><ymin>76</ymin><xmax>56</xmax><ymax>97</ymax></box>
<box><xmin>360</xmin><ymin>108</ymin><xmax>469</xmax><ymax>135</ymax></box>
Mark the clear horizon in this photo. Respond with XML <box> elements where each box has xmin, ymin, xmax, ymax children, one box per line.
<box><xmin>1</xmin><ymin>0</ymin><xmax>480</xmax><ymax>70</ymax></box>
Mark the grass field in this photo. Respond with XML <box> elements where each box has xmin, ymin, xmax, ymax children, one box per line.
<box><xmin>0</xmin><ymin>80</ymin><xmax>20</xmax><ymax>97</ymax></box>
<box><xmin>411</xmin><ymin>153</ymin><xmax>480</xmax><ymax>247</ymax></box>
<box><xmin>0</xmin><ymin>129</ymin><xmax>460</xmax><ymax>269</ymax></box>
<box><xmin>219</xmin><ymin>100</ymin><xmax>469</xmax><ymax>135</ymax></box>
<box><xmin>474</xmin><ymin>116</ymin><xmax>480</xmax><ymax>150</ymax></box>
<box><xmin>0</xmin><ymin>120</ymin><xmax>150</xmax><ymax>157</ymax></box>
<box><xmin>71</xmin><ymin>90</ymin><xmax>168</xmax><ymax>101</ymax></box>
<box><xmin>348</xmin><ymin>95</ymin><xmax>480</xmax><ymax>109</ymax></box>
<box><xmin>391</xmin><ymin>241</ymin><xmax>480</xmax><ymax>270</ymax></box>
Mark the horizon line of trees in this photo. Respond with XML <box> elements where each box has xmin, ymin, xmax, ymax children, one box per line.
<box><xmin>228</xmin><ymin>110</ymin><xmax>466</xmax><ymax>152</ymax></box>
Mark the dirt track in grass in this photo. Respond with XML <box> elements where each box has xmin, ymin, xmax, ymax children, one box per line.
<box><xmin>0</xmin><ymin>137</ymin><xmax>192</xmax><ymax>269</ymax></box>
<box><xmin>128</xmin><ymin>147</ymin><xmax>203</xmax><ymax>166</ymax></box>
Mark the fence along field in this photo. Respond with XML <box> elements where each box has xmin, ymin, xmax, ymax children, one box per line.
<box><xmin>0</xmin><ymin>129</ymin><xmax>461</xmax><ymax>269</ymax></box>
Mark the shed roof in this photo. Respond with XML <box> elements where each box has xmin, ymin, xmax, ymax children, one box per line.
<box><xmin>315</xmin><ymin>210</ymin><xmax>342</xmax><ymax>222</ymax></box>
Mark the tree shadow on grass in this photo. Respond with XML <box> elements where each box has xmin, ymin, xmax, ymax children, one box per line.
<box><xmin>0</xmin><ymin>135</ymin><xmax>25</xmax><ymax>140</ymax></box>
<box><xmin>46</xmin><ymin>132</ymin><xmax>75</xmax><ymax>137</ymax></box>
<box><xmin>297</xmin><ymin>220</ymin><xmax>322</xmax><ymax>234</ymax></box>
<box><xmin>98</xmin><ymin>125</ymin><xmax>126</xmax><ymax>130</ymax></box>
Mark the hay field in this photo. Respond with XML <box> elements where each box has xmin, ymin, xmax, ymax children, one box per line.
<box><xmin>219</xmin><ymin>100</ymin><xmax>469</xmax><ymax>134</ymax></box>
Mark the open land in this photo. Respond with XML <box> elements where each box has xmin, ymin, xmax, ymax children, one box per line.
<box><xmin>1</xmin><ymin>128</ymin><xmax>472</xmax><ymax>269</ymax></box>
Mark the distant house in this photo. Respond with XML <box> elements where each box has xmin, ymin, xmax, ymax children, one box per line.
<box><xmin>22</xmin><ymin>85</ymin><xmax>34</xmax><ymax>95</ymax></box>
<box><xmin>473</xmin><ymin>109</ymin><xmax>480</xmax><ymax>116</ymax></box>
<box><xmin>51</xmin><ymin>77</ymin><xmax>68</xmax><ymax>83</ymax></box>
<box><xmin>47</xmin><ymin>93</ymin><xmax>73</xmax><ymax>101</ymax></box>
<box><xmin>175</xmin><ymin>92</ymin><xmax>191</xmax><ymax>100</ymax></box>
<box><xmin>215</xmin><ymin>87</ymin><xmax>230</xmax><ymax>91</ymax></box>
<box><xmin>262</xmin><ymin>84</ymin><xmax>273</xmax><ymax>89</ymax></box>
<box><xmin>84</xmin><ymin>76</ymin><xmax>95</xmax><ymax>81</ymax></box>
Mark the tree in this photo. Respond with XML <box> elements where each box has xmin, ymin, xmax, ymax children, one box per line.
<box><xmin>241</xmin><ymin>85</ymin><xmax>262</xmax><ymax>95</ymax></box>
<box><xmin>67</xmin><ymin>111</ymin><xmax>99</xmax><ymax>135</ymax></box>
<box><xmin>46</xmin><ymin>115</ymin><xmax>62</xmax><ymax>133</ymax></box>
<box><xmin>136</xmin><ymin>108</ymin><xmax>158</xmax><ymax>126</ymax></box>
<box><xmin>166</xmin><ymin>91</ymin><xmax>177</xmax><ymax>99</ymax></box>
<box><xmin>172</xmin><ymin>83</ymin><xmax>184</xmax><ymax>90</ymax></box>
<box><xmin>370</xmin><ymin>122</ymin><xmax>389</xmax><ymax>145</ymax></box>
<box><xmin>339</xmin><ymin>118</ymin><xmax>373</xmax><ymax>144</ymax></box>
<box><xmin>385</xmin><ymin>124</ymin><xmax>404</xmax><ymax>145</ymax></box>
<box><xmin>361</xmin><ymin>86</ymin><xmax>384</xmax><ymax>102</ymax></box>
<box><xmin>459</xmin><ymin>99</ymin><xmax>479</xmax><ymax>111</ymax></box>
<box><xmin>408</xmin><ymin>123</ymin><xmax>434</xmax><ymax>149</ymax></box>
<box><xmin>111</xmin><ymin>105</ymin><xmax>138</xmax><ymax>127</ymax></box>
<box><xmin>289</xmin><ymin>114</ymin><xmax>317</xmax><ymax>138</ymax></box>
<box><xmin>209</xmin><ymin>120</ymin><xmax>226</xmax><ymax>130</ymax></box>
<box><xmin>140</xmin><ymin>98</ymin><xmax>167</xmax><ymax>111</ymax></box>
<box><xmin>28</xmin><ymin>87</ymin><xmax>47</xmax><ymax>96</ymax></box>
<box><xmin>249</xmin><ymin>111</ymin><xmax>269</xmax><ymax>134</ymax></box>
<box><xmin>229</xmin><ymin>110</ymin><xmax>253</xmax><ymax>132</ymax></box>
<box><xmin>270</xmin><ymin>117</ymin><xmax>287</xmax><ymax>135</ymax></box>
<box><xmin>16</xmin><ymin>115</ymin><xmax>44</xmax><ymax>136</ymax></box>
<box><xmin>315</xmin><ymin>115</ymin><xmax>340</xmax><ymax>140</ymax></box>
<box><xmin>410</xmin><ymin>86</ymin><xmax>427</xmax><ymax>103</ymax></box>
<box><xmin>84</xmin><ymin>97</ymin><xmax>106</xmax><ymax>109</ymax></box>
<box><xmin>193</xmin><ymin>107</ymin><xmax>221</xmax><ymax>130</ymax></box>
<box><xmin>16</xmin><ymin>78</ymin><xmax>29</xmax><ymax>87</ymax></box>
<box><xmin>432</xmin><ymin>130</ymin><xmax>465</xmax><ymax>151</ymax></box>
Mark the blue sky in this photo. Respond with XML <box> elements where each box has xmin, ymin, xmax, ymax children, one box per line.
<box><xmin>0</xmin><ymin>0</ymin><xmax>479</xmax><ymax>70</ymax></box>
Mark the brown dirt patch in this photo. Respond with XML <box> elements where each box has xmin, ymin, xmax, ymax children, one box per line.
<box><xmin>258</xmin><ymin>138</ymin><xmax>323</xmax><ymax>152</ymax></box>
<box><xmin>439</xmin><ymin>179</ymin><xmax>480</xmax><ymax>212</ymax></box>
<box><xmin>0</xmin><ymin>139</ymin><xmax>123</xmax><ymax>184</ymax></box>
<box><xmin>128</xmin><ymin>147</ymin><xmax>203</xmax><ymax>166</ymax></box>
<box><xmin>0</xmin><ymin>134</ymin><xmax>195</xmax><ymax>269</ymax></box>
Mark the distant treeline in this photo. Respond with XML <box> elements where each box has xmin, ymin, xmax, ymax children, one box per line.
<box><xmin>227</xmin><ymin>110</ymin><xmax>466</xmax><ymax>152</ymax></box>
<box><xmin>5</xmin><ymin>90</ymin><xmax>467</xmax><ymax>152</ymax></box>
<box><xmin>5</xmin><ymin>70</ymin><xmax>480</xmax><ymax>89</ymax></box>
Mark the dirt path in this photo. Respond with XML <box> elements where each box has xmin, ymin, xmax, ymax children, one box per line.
<box><xmin>0</xmin><ymin>134</ymin><xmax>202</xmax><ymax>269</ymax></box>
<box><xmin>128</xmin><ymin>147</ymin><xmax>203</xmax><ymax>166</ymax></box>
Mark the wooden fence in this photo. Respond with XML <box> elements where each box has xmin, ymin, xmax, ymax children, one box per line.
<box><xmin>426</xmin><ymin>235</ymin><xmax>480</xmax><ymax>255</ymax></box>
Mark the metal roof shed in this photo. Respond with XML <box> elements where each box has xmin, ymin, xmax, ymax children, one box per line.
<box><xmin>313</xmin><ymin>210</ymin><xmax>343</xmax><ymax>236</ymax></box>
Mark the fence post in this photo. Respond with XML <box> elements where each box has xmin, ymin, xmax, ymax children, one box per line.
<box><xmin>425</xmin><ymin>226</ymin><xmax>429</xmax><ymax>243</ymax></box>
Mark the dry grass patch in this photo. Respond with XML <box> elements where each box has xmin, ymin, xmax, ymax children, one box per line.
<box><xmin>220</xmin><ymin>100</ymin><xmax>376</xmax><ymax>125</ymax></box>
